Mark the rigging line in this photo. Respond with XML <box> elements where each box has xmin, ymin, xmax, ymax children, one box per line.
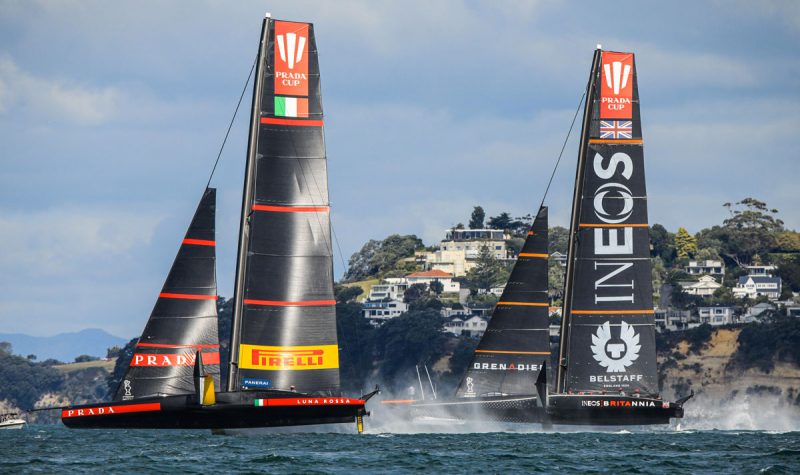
<box><xmin>537</xmin><ymin>91</ymin><xmax>586</xmax><ymax>211</ymax></box>
<box><xmin>205</xmin><ymin>54</ymin><xmax>258</xmax><ymax>189</ymax></box>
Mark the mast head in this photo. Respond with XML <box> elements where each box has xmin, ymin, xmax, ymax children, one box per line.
<box><xmin>596</xmin><ymin>44</ymin><xmax>603</xmax><ymax>50</ymax></box>
<box><xmin>265</xmin><ymin>12</ymin><xmax>272</xmax><ymax>18</ymax></box>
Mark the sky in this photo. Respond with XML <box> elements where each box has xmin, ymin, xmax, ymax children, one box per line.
<box><xmin>0</xmin><ymin>0</ymin><xmax>798</xmax><ymax>338</ymax></box>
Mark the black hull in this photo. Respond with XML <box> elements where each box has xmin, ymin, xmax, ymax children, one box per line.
<box><xmin>62</xmin><ymin>390</ymin><xmax>367</xmax><ymax>429</ymax></box>
<box><xmin>546</xmin><ymin>394</ymin><xmax>683</xmax><ymax>426</ymax></box>
<box><xmin>384</xmin><ymin>395</ymin><xmax>542</xmax><ymax>424</ymax></box>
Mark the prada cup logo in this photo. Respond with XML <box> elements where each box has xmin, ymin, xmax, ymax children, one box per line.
<box><xmin>591</xmin><ymin>321</ymin><xmax>640</xmax><ymax>372</ymax></box>
<box><xmin>603</xmin><ymin>60</ymin><xmax>631</xmax><ymax>95</ymax></box>
<box><xmin>276</xmin><ymin>32</ymin><xmax>306</xmax><ymax>70</ymax></box>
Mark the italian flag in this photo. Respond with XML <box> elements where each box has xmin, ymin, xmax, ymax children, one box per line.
<box><xmin>254</xmin><ymin>399</ymin><xmax>265</xmax><ymax>407</ymax></box>
<box><xmin>274</xmin><ymin>96</ymin><xmax>309</xmax><ymax>118</ymax></box>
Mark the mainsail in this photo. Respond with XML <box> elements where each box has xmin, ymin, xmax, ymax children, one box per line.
<box><xmin>455</xmin><ymin>207</ymin><xmax>550</xmax><ymax>398</ymax></box>
<box><xmin>115</xmin><ymin>188</ymin><xmax>220</xmax><ymax>400</ymax></box>
<box><xmin>557</xmin><ymin>49</ymin><xmax>656</xmax><ymax>395</ymax></box>
<box><xmin>227</xmin><ymin>19</ymin><xmax>340</xmax><ymax>394</ymax></box>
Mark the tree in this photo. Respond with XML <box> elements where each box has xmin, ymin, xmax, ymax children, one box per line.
<box><xmin>548</xmin><ymin>260</ymin><xmax>565</xmax><ymax>300</ymax></box>
<box><xmin>403</xmin><ymin>283</ymin><xmax>429</xmax><ymax>303</ymax></box>
<box><xmin>429</xmin><ymin>280</ymin><xmax>444</xmax><ymax>295</ymax></box>
<box><xmin>374</xmin><ymin>309</ymin><xmax>446</xmax><ymax>390</ymax></box>
<box><xmin>548</xmin><ymin>226</ymin><xmax>569</xmax><ymax>255</ymax></box>
<box><xmin>74</xmin><ymin>355</ymin><xmax>99</xmax><ymax>363</ymax></box>
<box><xmin>344</xmin><ymin>234</ymin><xmax>424</xmax><ymax>282</ymax></box>
<box><xmin>106</xmin><ymin>346</ymin><xmax>122</xmax><ymax>359</ymax></box>
<box><xmin>465</xmin><ymin>246</ymin><xmax>508</xmax><ymax>292</ymax></box>
<box><xmin>335</xmin><ymin>302</ymin><xmax>376</xmax><ymax>392</ymax></box>
<box><xmin>674</xmin><ymin>227</ymin><xmax>697</xmax><ymax>260</ymax></box>
<box><xmin>487</xmin><ymin>212</ymin><xmax>512</xmax><ymax>230</ymax></box>
<box><xmin>650</xmin><ymin>224</ymin><xmax>677</xmax><ymax>265</ymax></box>
<box><xmin>335</xmin><ymin>285</ymin><xmax>364</xmax><ymax>303</ymax></box>
<box><xmin>469</xmin><ymin>206</ymin><xmax>485</xmax><ymax>229</ymax></box>
<box><xmin>722</xmin><ymin>198</ymin><xmax>784</xmax><ymax>265</ymax></box>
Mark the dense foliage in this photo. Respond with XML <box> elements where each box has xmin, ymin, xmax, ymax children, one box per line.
<box><xmin>344</xmin><ymin>234</ymin><xmax>424</xmax><ymax>282</ymax></box>
<box><xmin>732</xmin><ymin>313</ymin><xmax>800</xmax><ymax>372</ymax></box>
<box><xmin>0</xmin><ymin>342</ymin><xmax>64</xmax><ymax>409</ymax></box>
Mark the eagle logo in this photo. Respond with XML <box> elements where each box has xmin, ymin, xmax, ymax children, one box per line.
<box><xmin>591</xmin><ymin>321</ymin><xmax>640</xmax><ymax>372</ymax></box>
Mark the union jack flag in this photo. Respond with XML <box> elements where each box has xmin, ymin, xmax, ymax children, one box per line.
<box><xmin>599</xmin><ymin>120</ymin><xmax>633</xmax><ymax>139</ymax></box>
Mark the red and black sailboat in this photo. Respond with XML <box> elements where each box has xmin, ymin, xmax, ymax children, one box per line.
<box><xmin>61</xmin><ymin>14</ymin><xmax>376</xmax><ymax>430</ymax></box>
<box><xmin>383</xmin><ymin>207</ymin><xmax>551</xmax><ymax>423</ymax></box>
<box><xmin>544</xmin><ymin>47</ymin><xmax>690</xmax><ymax>425</ymax></box>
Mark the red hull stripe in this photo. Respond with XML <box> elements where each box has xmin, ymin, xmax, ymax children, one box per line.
<box><xmin>137</xmin><ymin>343</ymin><xmax>220</xmax><ymax>349</ymax></box>
<box><xmin>159</xmin><ymin>293</ymin><xmax>218</xmax><ymax>300</ymax></box>
<box><xmin>244</xmin><ymin>299</ymin><xmax>336</xmax><ymax>307</ymax></box>
<box><xmin>131</xmin><ymin>352</ymin><xmax>220</xmax><ymax>367</ymax></box>
<box><xmin>182</xmin><ymin>238</ymin><xmax>216</xmax><ymax>246</ymax></box>
<box><xmin>260</xmin><ymin>117</ymin><xmax>324</xmax><ymax>127</ymax></box>
<box><xmin>255</xmin><ymin>398</ymin><xmax>365</xmax><ymax>407</ymax></box>
<box><xmin>252</xmin><ymin>204</ymin><xmax>329</xmax><ymax>213</ymax></box>
<box><xmin>62</xmin><ymin>402</ymin><xmax>161</xmax><ymax>418</ymax></box>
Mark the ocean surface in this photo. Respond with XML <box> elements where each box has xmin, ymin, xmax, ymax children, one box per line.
<box><xmin>2</xmin><ymin>424</ymin><xmax>799</xmax><ymax>474</ymax></box>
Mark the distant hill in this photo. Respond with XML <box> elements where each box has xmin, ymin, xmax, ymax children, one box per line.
<box><xmin>0</xmin><ymin>329</ymin><xmax>128</xmax><ymax>362</ymax></box>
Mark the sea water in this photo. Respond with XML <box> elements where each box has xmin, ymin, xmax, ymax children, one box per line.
<box><xmin>1</xmin><ymin>425</ymin><xmax>798</xmax><ymax>474</ymax></box>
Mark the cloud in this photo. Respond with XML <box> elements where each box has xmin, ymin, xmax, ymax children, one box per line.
<box><xmin>0</xmin><ymin>57</ymin><xmax>122</xmax><ymax>124</ymax></box>
<box><xmin>0</xmin><ymin>205</ymin><xmax>164</xmax><ymax>277</ymax></box>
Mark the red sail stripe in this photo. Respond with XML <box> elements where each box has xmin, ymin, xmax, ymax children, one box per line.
<box><xmin>251</xmin><ymin>204</ymin><xmax>329</xmax><ymax>213</ymax></box>
<box><xmin>260</xmin><ymin>117</ymin><xmax>324</xmax><ymax>127</ymax></box>
<box><xmin>158</xmin><ymin>293</ymin><xmax>218</xmax><ymax>300</ymax></box>
<box><xmin>137</xmin><ymin>343</ymin><xmax>220</xmax><ymax>349</ymax></box>
<box><xmin>62</xmin><ymin>402</ymin><xmax>161</xmax><ymax>418</ymax></box>
<box><xmin>244</xmin><ymin>299</ymin><xmax>336</xmax><ymax>307</ymax></box>
<box><xmin>182</xmin><ymin>238</ymin><xmax>216</xmax><ymax>246</ymax></box>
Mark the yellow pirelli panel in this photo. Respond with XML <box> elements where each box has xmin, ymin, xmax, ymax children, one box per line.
<box><xmin>238</xmin><ymin>344</ymin><xmax>339</xmax><ymax>371</ymax></box>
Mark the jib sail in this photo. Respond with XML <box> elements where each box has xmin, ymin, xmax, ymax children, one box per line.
<box><xmin>227</xmin><ymin>18</ymin><xmax>340</xmax><ymax>394</ymax></box>
<box><xmin>557</xmin><ymin>49</ymin><xmax>657</xmax><ymax>395</ymax></box>
<box><xmin>115</xmin><ymin>188</ymin><xmax>220</xmax><ymax>401</ymax></box>
<box><xmin>455</xmin><ymin>207</ymin><xmax>551</xmax><ymax>398</ymax></box>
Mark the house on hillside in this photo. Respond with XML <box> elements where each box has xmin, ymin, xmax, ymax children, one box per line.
<box><xmin>550</xmin><ymin>251</ymin><xmax>567</xmax><ymax>267</ymax></box>
<box><xmin>405</xmin><ymin>269</ymin><xmax>460</xmax><ymax>293</ymax></box>
<box><xmin>421</xmin><ymin>228</ymin><xmax>513</xmax><ymax>276</ymax></box>
<box><xmin>744</xmin><ymin>265</ymin><xmax>777</xmax><ymax>276</ymax></box>
<box><xmin>679</xmin><ymin>275</ymin><xmax>722</xmax><ymax>297</ymax></box>
<box><xmin>362</xmin><ymin>300</ymin><xmax>409</xmax><ymax>322</ymax></box>
<box><xmin>697</xmin><ymin>305</ymin><xmax>735</xmax><ymax>326</ymax></box>
<box><xmin>686</xmin><ymin>260</ymin><xmax>725</xmax><ymax>276</ymax></box>
<box><xmin>733</xmin><ymin>275</ymin><xmax>782</xmax><ymax>300</ymax></box>
<box><xmin>741</xmin><ymin>302</ymin><xmax>776</xmax><ymax>323</ymax></box>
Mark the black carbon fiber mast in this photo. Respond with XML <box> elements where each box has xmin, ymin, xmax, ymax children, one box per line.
<box><xmin>555</xmin><ymin>46</ymin><xmax>602</xmax><ymax>393</ymax></box>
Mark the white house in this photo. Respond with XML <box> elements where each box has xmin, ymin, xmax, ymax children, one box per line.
<box><xmin>733</xmin><ymin>275</ymin><xmax>782</xmax><ymax>300</ymax></box>
<box><xmin>362</xmin><ymin>299</ymin><xmax>408</xmax><ymax>322</ymax></box>
<box><xmin>686</xmin><ymin>260</ymin><xmax>725</xmax><ymax>276</ymax></box>
<box><xmin>680</xmin><ymin>275</ymin><xmax>722</xmax><ymax>297</ymax></box>
<box><xmin>741</xmin><ymin>302</ymin><xmax>776</xmax><ymax>322</ymax></box>
<box><xmin>423</xmin><ymin>228</ymin><xmax>512</xmax><ymax>276</ymax></box>
<box><xmin>697</xmin><ymin>306</ymin><xmax>735</xmax><ymax>326</ymax></box>
<box><xmin>550</xmin><ymin>251</ymin><xmax>567</xmax><ymax>267</ymax></box>
<box><xmin>405</xmin><ymin>270</ymin><xmax>460</xmax><ymax>293</ymax></box>
<box><xmin>744</xmin><ymin>265</ymin><xmax>777</xmax><ymax>276</ymax></box>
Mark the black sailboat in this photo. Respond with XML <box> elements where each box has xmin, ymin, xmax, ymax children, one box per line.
<box><xmin>61</xmin><ymin>14</ymin><xmax>376</xmax><ymax>430</ymax></box>
<box><xmin>383</xmin><ymin>207</ymin><xmax>551</xmax><ymax>422</ymax></box>
<box><xmin>545</xmin><ymin>48</ymin><xmax>690</xmax><ymax>425</ymax></box>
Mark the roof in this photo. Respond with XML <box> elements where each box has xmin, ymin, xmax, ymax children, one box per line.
<box><xmin>738</xmin><ymin>275</ymin><xmax>782</xmax><ymax>285</ymax></box>
<box><xmin>407</xmin><ymin>269</ymin><xmax>453</xmax><ymax>278</ymax></box>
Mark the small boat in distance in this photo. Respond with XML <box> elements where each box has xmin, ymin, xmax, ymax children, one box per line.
<box><xmin>383</xmin><ymin>207</ymin><xmax>552</xmax><ymax>423</ymax></box>
<box><xmin>60</xmin><ymin>14</ymin><xmax>377</xmax><ymax>431</ymax></box>
<box><xmin>0</xmin><ymin>413</ymin><xmax>26</xmax><ymax>429</ymax></box>
<box><xmin>545</xmin><ymin>47</ymin><xmax>691</xmax><ymax>425</ymax></box>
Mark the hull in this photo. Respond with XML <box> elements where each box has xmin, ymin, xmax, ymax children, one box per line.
<box><xmin>62</xmin><ymin>390</ymin><xmax>367</xmax><ymax>430</ymax></box>
<box><xmin>0</xmin><ymin>419</ymin><xmax>26</xmax><ymax>429</ymax></box>
<box><xmin>384</xmin><ymin>395</ymin><xmax>543</xmax><ymax>424</ymax></box>
<box><xmin>546</xmin><ymin>394</ymin><xmax>683</xmax><ymax>426</ymax></box>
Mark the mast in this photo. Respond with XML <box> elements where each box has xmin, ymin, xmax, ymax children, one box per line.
<box><xmin>556</xmin><ymin>47</ymin><xmax>602</xmax><ymax>393</ymax></box>
<box><xmin>227</xmin><ymin>15</ymin><xmax>270</xmax><ymax>391</ymax></box>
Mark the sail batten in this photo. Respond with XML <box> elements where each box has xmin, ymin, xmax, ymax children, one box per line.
<box><xmin>558</xmin><ymin>50</ymin><xmax>657</xmax><ymax>395</ymax></box>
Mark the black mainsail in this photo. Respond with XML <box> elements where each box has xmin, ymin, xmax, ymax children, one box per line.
<box><xmin>546</xmin><ymin>48</ymin><xmax>688</xmax><ymax>425</ymax></box>
<box><xmin>455</xmin><ymin>207</ymin><xmax>550</xmax><ymax>398</ymax></box>
<box><xmin>61</xmin><ymin>15</ymin><xmax>375</xmax><ymax>430</ymax></box>
<box><xmin>114</xmin><ymin>188</ymin><xmax>220</xmax><ymax>400</ymax></box>
<box><xmin>227</xmin><ymin>19</ymin><xmax>340</xmax><ymax>395</ymax></box>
